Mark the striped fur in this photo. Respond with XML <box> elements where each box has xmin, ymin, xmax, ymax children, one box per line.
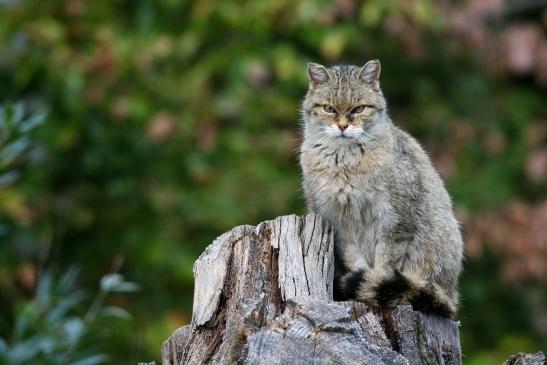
<box><xmin>300</xmin><ymin>61</ymin><xmax>464</xmax><ymax>319</ymax></box>
<box><xmin>338</xmin><ymin>268</ymin><xmax>457</xmax><ymax>319</ymax></box>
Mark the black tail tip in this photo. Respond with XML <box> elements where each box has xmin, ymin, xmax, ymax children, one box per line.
<box><xmin>375</xmin><ymin>270</ymin><xmax>410</xmax><ymax>308</ymax></box>
<box><xmin>335</xmin><ymin>269</ymin><xmax>366</xmax><ymax>301</ymax></box>
<box><xmin>410</xmin><ymin>285</ymin><xmax>456</xmax><ymax>319</ymax></box>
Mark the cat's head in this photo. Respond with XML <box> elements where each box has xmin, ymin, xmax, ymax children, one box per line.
<box><xmin>302</xmin><ymin>60</ymin><xmax>388</xmax><ymax>144</ymax></box>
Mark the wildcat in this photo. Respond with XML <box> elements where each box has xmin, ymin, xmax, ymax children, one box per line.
<box><xmin>299</xmin><ymin>60</ymin><xmax>463</xmax><ymax>318</ymax></box>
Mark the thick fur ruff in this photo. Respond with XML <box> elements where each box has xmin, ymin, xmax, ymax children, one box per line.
<box><xmin>339</xmin><ymin>269</ymin><xmax>457</xmax><ymax>319</ymax></box>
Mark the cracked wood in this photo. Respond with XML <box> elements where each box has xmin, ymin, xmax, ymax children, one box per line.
<box><xmin>161</xmin><ymin>214</ymin><xmax>465</xmax><ymax>365</ymax></box>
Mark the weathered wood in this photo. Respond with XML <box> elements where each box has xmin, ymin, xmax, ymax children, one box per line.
<box><xmin>161</xmin><ymin>326</ymin><xmax>191</xmax><ymax>365</ymax></box>
<box><xmin>244</xmin><ymin>298</ymin><xmax>408</xmax><ymax>365</ymax></box>
<box><xmin>161</xmin><ymin>214</ymin><xmax>465</xmax><ymax>365</ymax></box>
<box><xmin>504</xmin><ymin>352</ymin><xmax>546</xmax><ymax>365</ymax></box>
<box><xmin>388</xmin><ymin>305</ymin><xmax>462</xmax><ymax>364</ymax></box>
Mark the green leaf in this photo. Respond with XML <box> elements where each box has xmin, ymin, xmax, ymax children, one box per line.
<box><xmin>0</xmin><ymin>171</ymin><xmax>19</xmax><ymax>188</ymax></box>
<box><xmin>100</xmin><ymin>274</ymin><xmax>140</xmax><ymax>292</ymax></box>
<box><xmin>58</xmin><ymin>266</ymin><xmax>80</xmax><ymax>293</ymax></box>
<box><xmin>5</xmin><ymin>336</ymin><xmax>43</xmax><ymax>363</ymax></box>
<box><xmin>0</xmin><ymin>138</ymin><xmax>30</xmax><ymax>165</ymax></box>
<box><xmin>70</xmin><ymin>354</ymin><xmax>110</xmax><ymax>365</ymax></box>
<box><xmin>11</xmin><ymin>103</ymin><xmax>24</xmax><ymax>125</ymax></box>
<box><xmin>19</xmin><ymin>111</ymin><xmax>47</xmax><ymax>133</ymax></box>
<box><xmin>99</xmin><ymin>273</ymin><xmax>123</xmax><ymax>291</ymax></box>
<box><xmin>99</xmin><ymin>306</ymin><xmax>132</xmax><ymax>320</ymax></box>
<box><xmin>0</xmin><ymin>338</ymin><xmax>7</xmax><ymax>353</ymax></box>
<box><xmin>45</xmin><ymin>291</ymin><xmax>86</xmax><ymax>323</ymax></box>
<box><xmin>112</xmin><ymin>281</ymin><xmax>140</xmax><ymax>293</ymax></box>
<box><xmin>63</xmin><ymin>317</ymin><xmax>86</xmax><ymax>345</ymax></box>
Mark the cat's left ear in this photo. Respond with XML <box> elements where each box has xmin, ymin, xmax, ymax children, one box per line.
<box><xmin>307</xmin><ymin>63</ymin><xmax>331</xmax><ymax>87</ymax></box>
<box><xmin>359</xmin><ymin>59</ymin><xmax>381</xmax><ymax>91</ymax></box>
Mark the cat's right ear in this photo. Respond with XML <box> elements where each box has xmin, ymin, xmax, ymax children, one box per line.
<box><xmin>307</xmin><ymin>63</ymin><xmax>330</xmax><ymax>87</ymax></box>
<box><xmin>359</xmin><ymin>59</ymin><xmax>381</xmax><ymax>91</ymax></box>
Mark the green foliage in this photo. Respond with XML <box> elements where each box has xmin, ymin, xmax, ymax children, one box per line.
<box><xmin>0</xmin><ymin>0</ymin><xmax>546</xmax><ymax>363</ymax></box>
<box><xmin>0</xmin><ymin>103</ymin><xmax>46</xmax><ymax>189</ymax></box>
<box><xmin>0</xmin><ymin>267</ymin><xmax>137</xmax><ymax>365</ymax></box>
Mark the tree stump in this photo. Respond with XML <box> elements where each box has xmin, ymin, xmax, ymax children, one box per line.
<box><xmin>161</xmin><ymin>214</ymin><xmax>464</xmax><ymax>364</ymax></box>
<box><xmin>504</xmin><ymin>352</ymin><xmax>546</xmax><ymax>365</ymax></box>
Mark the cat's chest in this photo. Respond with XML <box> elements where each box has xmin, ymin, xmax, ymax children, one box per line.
<box><xmin>302</xmin><ymin>144</ymin><xmax>395</xmax><ymax>268</ymax></box>
<box><xmin>304</xmin><ymin>145</ymin><xmax>386</xmax><ymax>215</ymax></box>
<box><xmin>319</xmin><ymin>171</ymin><xmax>368</xmax><ymax>212</ymax></box>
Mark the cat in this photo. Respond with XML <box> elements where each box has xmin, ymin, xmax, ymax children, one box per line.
<box><xmin>299</xmin><ymin>60</ymin><xmax>463</xmax><ymax>318</ymax></box>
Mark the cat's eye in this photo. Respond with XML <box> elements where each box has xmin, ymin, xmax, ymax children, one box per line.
<box><xmin>323</xmin><ymin>105</ymin><xmax>337</xmax><ymax>114</ymax></box>
<box><xmin>350</xmin><ymin>105</ymin><xmax>366</xmax><ymax>114</ymax></box>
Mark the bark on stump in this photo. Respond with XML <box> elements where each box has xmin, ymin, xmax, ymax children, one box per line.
<box><xmin>161</xmin><ymin>214</ymin><xmax>463</xmax><ymax>365</ymax></box>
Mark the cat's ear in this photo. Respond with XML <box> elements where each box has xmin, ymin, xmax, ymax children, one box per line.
<box><xmin>359</xmin><ymin>59</ymin><xmax>381</xmax><ymax>91</ymax></box>
<box><xmin>307</xmin><ymin>63</ymin><xmax>330</xmax><ymax>87</ymax></box>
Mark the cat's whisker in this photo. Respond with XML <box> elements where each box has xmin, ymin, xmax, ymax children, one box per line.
<box><xmin>305</xmin><ymin>130</ymin><xmax>330</xmax><ymax>147</ymax></box>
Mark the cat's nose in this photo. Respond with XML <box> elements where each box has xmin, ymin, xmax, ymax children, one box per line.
<box><xmin>338</xmin><ymin>124</ymin><xmax>348</xmax><ymax>132</ymax></box>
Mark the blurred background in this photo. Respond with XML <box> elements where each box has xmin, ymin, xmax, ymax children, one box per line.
<box><xmin>0</xmin><ymin>0</ymin><xmax>546</xmax><ymax>364</ymax></box>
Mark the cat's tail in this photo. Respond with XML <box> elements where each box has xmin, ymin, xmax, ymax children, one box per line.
<box><xmin>339</xmin><ymin>268</ymin><xmax>457</xmax><ymax>319</ymax></box>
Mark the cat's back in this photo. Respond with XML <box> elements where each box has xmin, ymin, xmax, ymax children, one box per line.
<box><xmin>390</xmin><ymin>126</ymin><xmax>460</xmax><ymax>233</ymax></box>
<box><xmin>390</xmin><ymin>126</ymin><xmax>446</xmax><ymax>192</ymax></box>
